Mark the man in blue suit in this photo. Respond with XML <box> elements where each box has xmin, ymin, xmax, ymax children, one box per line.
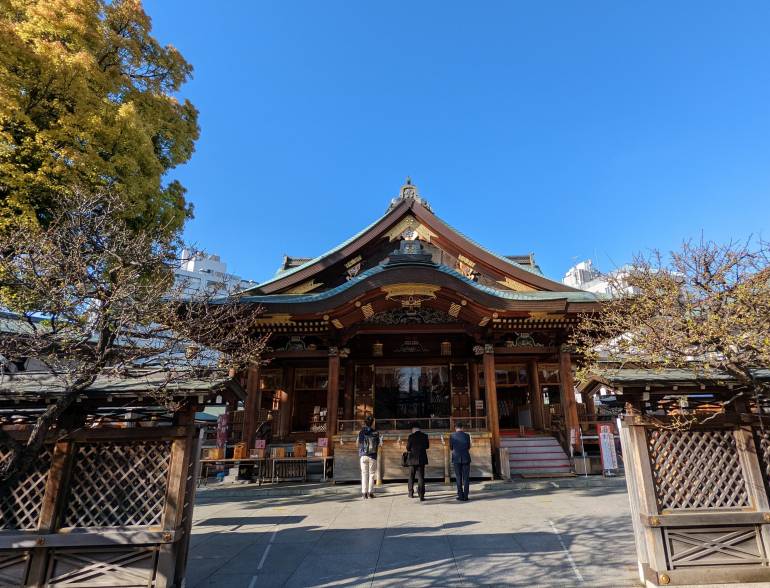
<box><xmin>450</xmin><ymin>422</ymin><xmax>472</xmax><ymax>501</ymax></box>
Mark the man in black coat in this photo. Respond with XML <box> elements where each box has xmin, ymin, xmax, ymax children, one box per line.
<box><xmin>406</xmin><ymin>424</ymin><xmax>429</xmax><ymax>501</ymax></box>
<box><xmin>450</xmin><ymin>422</ymin><xmax>472</xmax><ymax>501</ymax></box>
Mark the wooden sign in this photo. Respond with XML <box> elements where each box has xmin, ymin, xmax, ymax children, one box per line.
<box><xmin>597</xmin><ymin>424</ymin><xmax>619</xmax><ymax>471</ymax></box>
<box><xmin>475</xmin><ymin>400</ymin><xmax>484</xmax><ymax>411</ymax></box>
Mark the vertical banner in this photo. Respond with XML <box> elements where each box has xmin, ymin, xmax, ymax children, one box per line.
<box><xmin>597</xmin><ymin>423</ymin><xmax>618</xmax><ymax>471</ymax></box>
<box><xmin>216</xmin><ymin>413</ymin><xmax>230</xmax><ymax>450</ymax></box>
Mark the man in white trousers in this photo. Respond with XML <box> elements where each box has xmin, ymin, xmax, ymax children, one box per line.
<box><xmin>357</xmin><ymin>415</ymin><xmax>379</xmax><ymax>499</ymax></box>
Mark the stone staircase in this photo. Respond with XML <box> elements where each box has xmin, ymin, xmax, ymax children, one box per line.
<box><xmin>501</xmin><ymin>434</ymin><xmax>572</xmax><ymax>477</ymax></box>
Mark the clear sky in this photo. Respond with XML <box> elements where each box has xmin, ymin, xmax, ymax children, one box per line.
<box><xmin>144</xmin><ymin>1</ymin><xmax>770</xmax><ymax>284</ymax></box>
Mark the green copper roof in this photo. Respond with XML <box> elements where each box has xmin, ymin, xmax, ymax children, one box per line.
<box><xmin>232</xmin><ymin>262</ymin><xmax>604</xmax><ymax>305</ymax></box>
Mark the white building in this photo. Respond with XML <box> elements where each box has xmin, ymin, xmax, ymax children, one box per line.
<box><xmin>563</xmin><ymin>260</ymin><xmax>638</xmax><ymax>296</ymax></box>
<box><xmin>562</xmin><ymin>260</ymin><xmax>602</xmax><ymax>289</ymax></box>
<box><xmin>174</xmin><ymin>249</ymin><xmax>256</xmax><ymax>298</ymax></box>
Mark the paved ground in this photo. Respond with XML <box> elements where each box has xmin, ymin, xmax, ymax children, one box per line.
<box><xmin>185</xmin><ymin>478</ymin><xmax>639</xmax><ymax>587</ymax></box>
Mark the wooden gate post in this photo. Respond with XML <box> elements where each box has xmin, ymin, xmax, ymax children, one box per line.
<box><xmin>156</xmin><ymin>406</ymin><xmax>196</xmax><ymax>588</ymax></box>
<box><xmin>25</xmin><ymin>440</ymin><xmax>75</xmax><ymax>586</ymax></box>
<box><xmin>618</xmin><ymin>420</ymin><xmax>658</xmax><ymax>585</ymax></box>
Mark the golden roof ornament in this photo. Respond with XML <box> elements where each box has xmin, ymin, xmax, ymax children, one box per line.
<box><xmin>388</xmin><ymin>177</ymin><xmax>432</xmax><ymax>212</ymax></box>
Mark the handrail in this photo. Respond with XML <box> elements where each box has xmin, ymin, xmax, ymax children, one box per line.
<box><xmin>337</xmin><ymin>416</ymin><xmax>488</xmax><ymax>433</ymax></box>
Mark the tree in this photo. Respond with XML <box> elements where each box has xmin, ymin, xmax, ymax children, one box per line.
<box><xmin>573</xmin><ymin>238</ymin><xmax>770</xmax><ymax>420</ymax></box>
<box><xmin>0</xmin><ymin>187</ymin><xmax>267</xmax><ymax>493</ymax></box>
<box><xmin>0</xmin><ymin>0</ymin><xmax>198</xmax><ymax>232</ymax></box>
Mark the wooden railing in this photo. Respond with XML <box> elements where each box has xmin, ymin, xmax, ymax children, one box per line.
<box><xmin>0</xmin><ymin>424</ymin><xmax>199</xmax><ymax>587</ymax></box>
<box><xmin>620</xmin><ymin>415</ymin><xmax>770</xmax><ymax>586</ymax></box>
<box><xmin>337</xmin><ymin>416</ymin><xmax>488</xmax><ymax>433</ymax></box>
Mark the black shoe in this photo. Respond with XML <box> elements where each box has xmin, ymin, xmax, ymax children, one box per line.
<box><xmin>363</xmin><ymin>493</ymin><xmax>368</xmax><ymax>500</ymax></box>
<box><xmin>408</xmin><ymin>493</ymin><xmax>414</xmax><ymax>498</ymax></box>
<box><xmin>462</xmin><ymin>496</ymin><xmax>469</xmax><ymax>501</ymax></box>
<box><xmin>419</xmin><ymin>496</ymin><xmax>425</xmax><ymax>502</ymax></box>
<box><xmin>368</xmin><ymin>492</ymin><xmax>376</xmax><ymax>498</ymax></box>
<box><xmin>456</xmin><ymin>496</ymin><xmax>463</xmax><ymax>501</ymax></box>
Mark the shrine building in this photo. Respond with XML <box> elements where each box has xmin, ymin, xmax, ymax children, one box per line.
<box><xmin>231</xmin><ymin>179</ymin><xmax>603</xmax><ymax>481</ymax></box>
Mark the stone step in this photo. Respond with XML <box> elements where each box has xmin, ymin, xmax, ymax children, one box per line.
<box><xmin>500</xmin><ymin>437</ymin><xmax>559</xmax><ymax>445</ymax></box>
<box><xmin>510</xmin><ymin>459</ymin><xmax>571</xmax><ymax>469</ymax></box>
<box><xmin>503</xmin><ymin>446</ymin><xmax>566</xmax><ymax>455</ymax></box>
<box><xmin>500</xmin><ymin>436</ymin><xmax>561</xmax><ymax>444</ymax></box>
<box><xmin>503</xmin><ymin>434</ymin><xmax>572</xmax><ymax>478</ymax></box>
<box><xmin>512</xmin><ymin>467</ymin><xmax>572</xmax><ymax>475</ymax></box>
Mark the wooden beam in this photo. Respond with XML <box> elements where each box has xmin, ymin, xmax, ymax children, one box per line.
<box><xmin>242</xmin><ymin>363</ymin><xmax>260</xmax><ymax>448</ymax></box>
<box><xmin>327</xmin><ymin>350</ymin><xmax>341</xmax><ymax>443</ymax></box>
<box><xmin>343</xmin><ymin>361</ymin><xmax>354</xmax><ymax>421</ymax></box>
<box><xmin>279</xmin><ymin>366</ymin><xmax>294</xmax><ymax>439</ymax></box>
<box><xmin>528</xmin><ymin>359</ymin><xmax>545</xmax><ymax>431</ymax></box>
<box><xmin>482</xmin><ymin>346</ymin><xmax>500</xmax><ymax>452</ymax></box>
<box><xmin>558</xmin><ymin>347</ymin><xmax>581</xmax><ymax>453</ymax></box>
<box><xmin>469</xmin><ymin>361</ymin><xmax>480</xmax><ymax>418</ymax></box>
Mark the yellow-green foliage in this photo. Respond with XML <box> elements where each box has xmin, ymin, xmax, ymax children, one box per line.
<box><xmin>0</xmin><ymin>0</ymin><xmax>199</xmax><ymax>233</ymax></box>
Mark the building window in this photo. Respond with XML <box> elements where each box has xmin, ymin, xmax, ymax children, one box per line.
<box><xmin>292</xmin><ymin>368</ymin><xmax>328</xmax><ymax>433</ymax></box>
<box><xmin>374</xmin><ymin>366</ymin><xmax>450</xmax><ymax>430</ymax></box>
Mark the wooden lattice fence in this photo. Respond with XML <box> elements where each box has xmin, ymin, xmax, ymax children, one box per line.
<box><xmin>621</xmin><ymin>418</ymin><xmax>770</xmax><ymax>586</ymax></box>
<box><xmin>0</xmin><ymin>423</ymin><xmax>199</xmax><ymax>587</ymax></box>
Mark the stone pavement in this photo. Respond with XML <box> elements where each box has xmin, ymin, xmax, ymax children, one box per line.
<box><xmin>185</xmin><ymin>478</ymin><xmax>639</xmax><ymax>587</ymax></box>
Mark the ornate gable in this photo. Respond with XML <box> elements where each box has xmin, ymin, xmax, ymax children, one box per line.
<box><xmin>253</xmin><ymin>179</ymin><xmax>579</xmax><ymax>296</ymax></box>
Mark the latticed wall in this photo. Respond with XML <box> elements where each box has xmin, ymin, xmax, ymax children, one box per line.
<box><xmin>63</xmin><ymin>441</ymin><xmax>171</xmax><ymax>527</ymax></box>
<box><xmin>646</xmin><ymin>429</ymin><xmax>750</xmax><ymax>510</ymax></box>
<box><xmin>0</xmin><ymin>425</ymin><xmax>198</xmax><ymax>588</ymax></box>
<box><xmin>0</xmin><ymin>447</ymin><xmax>52</xmax><ymax>531</ymax></box>
<box><xmin>622</xmin><ymin>421</ymin><xmax>770</xmax><ymax>587</ymax></box>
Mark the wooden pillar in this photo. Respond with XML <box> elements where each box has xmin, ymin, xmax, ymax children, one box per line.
<box><xmin>528</xmin><ymin>359</ymin><xmax>545</xmax><ymax>431</ymax></box>
<box><xmin>469</xmin><ymin>362</ymin><xmax>480</xmax><ymax>418</ymax></box>
<box><xmin>242</xmin><ymin>363</ymin><xmax>260</xmax><ymax>448</ymax></box>
<box><xmin>558</xmin><ymin>347</ymin><xmax>582</xmax><ymax>453</ymax></box>
<box><xmin>482</xmin><ymin>345</ymin><xmax>500</xmax><ymax>451</ymax></box>
<box><xmin>327</xmin><ymin>348</ymin><xmax>340</xmax><ymax>442</ymax></box>
<box><xmin>343</xmin><ymin>361</ymin><xmax>354</xmax><ymax>423</ymax></box>
<box><xmin>585</xmin><ymin>391</ymin><xmax>596</xmax><ymax>421</ymax></box>
<box><xmin>279</xmin><ymin>366</ymin><xmax>294</xmax><ymax>439</ymax></box>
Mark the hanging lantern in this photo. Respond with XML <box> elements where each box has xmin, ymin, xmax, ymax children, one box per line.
<box><xmin>440</xmin><ymin>340</ymin><xmax>452</xmax><ymax>356</ymax></box>
<box><xmin>372</xmin><ymin>341</ymin><xmax>384</xmax><ymax>357</ymax></box>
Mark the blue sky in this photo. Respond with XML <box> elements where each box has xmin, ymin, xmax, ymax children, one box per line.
<box><xmin>144</xmin><ymin>1</ymin><xmax>770</xmax><ymax>284</ymax></box>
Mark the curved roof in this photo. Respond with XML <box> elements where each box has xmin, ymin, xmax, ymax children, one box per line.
<box><xmin>239</xmin><ymin>262</ymin><xmax>602</xmax><ymax>306</ymax></box>
<box><xmin>246</xmin><ymin>181</ymin><xmax>583</xmax><ymax>296</ymax></box>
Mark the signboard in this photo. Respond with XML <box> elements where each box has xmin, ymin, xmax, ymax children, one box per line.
<box><xmin>317</xmin><ymin>437</ymin><xmax>329</xmax><ymax>448</ymax></box>
<box><xmin>597</xmin><ymin>424</ymin><xmax>619</xmax><ymax>471</ymax></box>
<box><xmin>569</xmin><ymin>427</ymin><xmax>576</xmax><ymax>457</ymax></box>
<box><xmin>254</xmin><ymin>439</ymin><xmax>266</xmax><ymax>449</ymax></box>
<box><xmin>215</xmin><ymin>413</ymin><xmax>230</xmax><ymax>449</ymax></box>
<box><xmin>475</xmin><ymin>400</ymin><xmax>484</xmax><ymax>411</ymax></box>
